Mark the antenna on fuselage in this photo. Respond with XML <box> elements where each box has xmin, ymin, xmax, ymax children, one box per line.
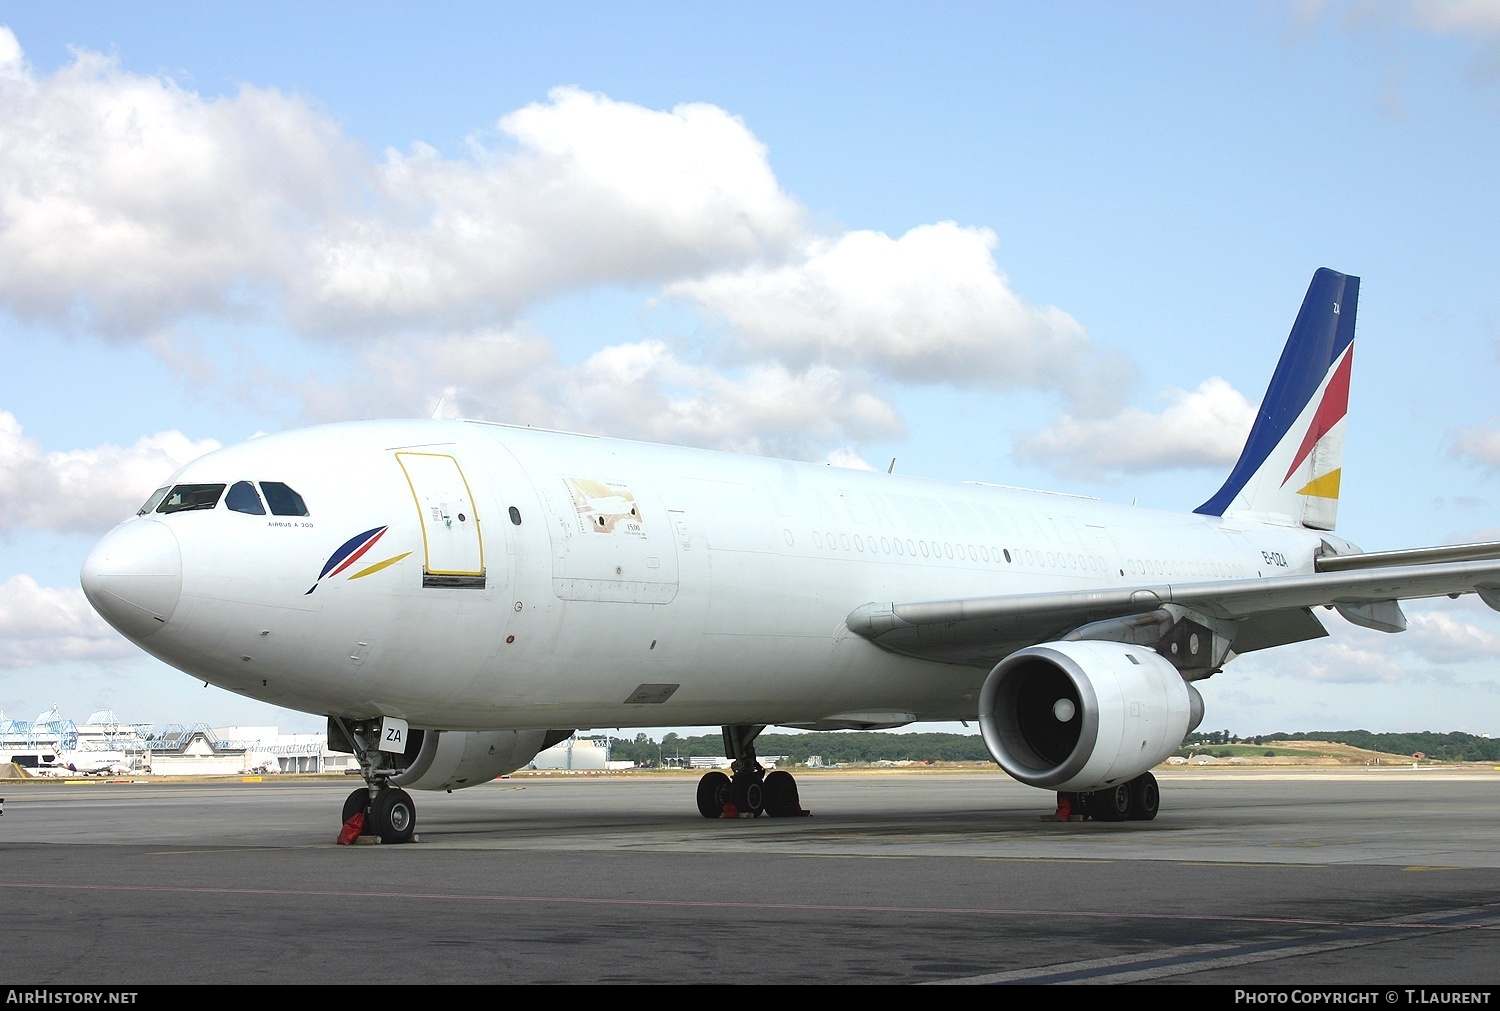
<box><xmin>888</xmin><ymin>458</ymin><xmax>896</xmax><ymax>474</ymax></box>
<box><xmin>430</xmin><ymin>397</ymin><xmax>446</xmax><ymax>420</ymax></box>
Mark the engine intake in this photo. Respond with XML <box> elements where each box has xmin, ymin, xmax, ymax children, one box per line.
<box><xmin>388</xmin><ymin>728</ymin><xmax>572</xmax><ymax>792</ymax></box>
<box><xmin>979</xmin><ymin>640</ymin><xmax>1203</xmax><ymax>792</ymax></box>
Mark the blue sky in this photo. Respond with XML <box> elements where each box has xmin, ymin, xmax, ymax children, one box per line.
<box><xmin>2</xmin><ymin>2</ymin><xmax>1500</xmax><ymax>738</ymax></box>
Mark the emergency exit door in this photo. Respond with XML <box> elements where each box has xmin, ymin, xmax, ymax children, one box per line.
<box><xmin>395</xmin><ymin>452</ymin><xmax>486</xmax><ymax>588</ymax></box>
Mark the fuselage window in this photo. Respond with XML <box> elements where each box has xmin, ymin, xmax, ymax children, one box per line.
<box><xmin>813</xmin><ymin>531</ymin><xmax>823</xmax><ymax>548</ymax></box>
<box><xmin>854</xmin><ymin>535</ymin><xmax>864</xmax><ymax>552</ymax></box>
<box><xmin>156</xmin><ymin>483</ymin><xmax>226</xmax><ymax>514</ymax></box>
<box><xmin>137</xmin><ymin>487</ymin><xmax>170</xmax><ymax>516</ymax></box>
<box><xmin>509</xmin><ymin>506</ymin><xmax>522</xmax><ymax>525</ymax></box>
<box><xmin>260</xmin><ymin>482</ymin><xmax>309</xmax><ymax>517</ymax></box>
<box><xmin>880</xmin><ymin>537</ymin><xmax>890</xmax><ymax>553</ymax></box>
<box><xmin>894</xmin><ymin>539</ymin><xmax>903</xmax><ymax>556</ymax></box>
<box><xmin>1003</xmin><ymin>548</ymin><xmax>1011</xmax><ymax>563</ymax></box>
<box><xmin>920</xmin><ymin>542</ymin><xmax>929</xmax><ymax>558</ymax></box>
<box><xmin>226</xmin><ymin>481</ymin><xmax>266</xmax><ymax>515</ymax></box>
<box><xmin>840</xmin><ymin>534</ymin><xmax>850</xmax><ymax>551</ymax></box>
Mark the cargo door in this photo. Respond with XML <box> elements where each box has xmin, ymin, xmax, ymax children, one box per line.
<box><xmin>396</xmin><ymin>452</ymin><xmax>486</xmax><ymax>588</ymax></box>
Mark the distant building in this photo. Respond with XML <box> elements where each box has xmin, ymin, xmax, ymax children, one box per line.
<box><xmin>532</xmin><ymin>734</ymin><xmax>612</xmax><ymax>770</ymax></box>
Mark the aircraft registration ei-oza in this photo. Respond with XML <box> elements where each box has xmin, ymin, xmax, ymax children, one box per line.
<box><xmin>81</xmin><ymin>269</ymin><xmax>1500</xmax><ymax>842</ymax></box>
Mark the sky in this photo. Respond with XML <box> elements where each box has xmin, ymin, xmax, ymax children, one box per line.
<box><xmin>3</xmin><ymin>1</ymin><xmax>1500</xmax><ymax>739</ymax></box>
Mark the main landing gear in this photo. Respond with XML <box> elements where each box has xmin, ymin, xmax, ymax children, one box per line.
<box><xmin>1055</xmin><ymin>771</ymin><xmax>1159</xmax><ymax>822</ymax></box>
<box><xmin>696</xmin><ymin>724</ymin><xmax>808</xmax><ymax>819</ymax></box>
<box><xmin>333</xmin><ymin>717</ymin><xmax>417</xmax><ymax>844</ymax></box>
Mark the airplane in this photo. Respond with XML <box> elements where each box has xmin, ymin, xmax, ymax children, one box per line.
<box><xmin>80</xmin><ymin>268</ymin><xmax>1500</xmax><ymax>843</ymax></box>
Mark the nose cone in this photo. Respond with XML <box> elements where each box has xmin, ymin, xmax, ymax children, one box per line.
<box><xmin>81</xmin><ymin>520</ymin><xmax>183</xmax><ymax>640</ymax></box>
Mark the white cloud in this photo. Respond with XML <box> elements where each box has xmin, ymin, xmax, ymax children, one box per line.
<box><xmin>0</xmin><ymin>28</ymin><xmax>352</xmax><ymax>333</ymax></box>
<box><xmin>1013</xmin><ymin>377</ymin><xmax>1256</xmax><ymax>479</ymax></box>
<box><xmin>297</xmin><ymin>88</ymin><xmax>804</xmax><ymax>332</ymax></box>
<box><xmin>246</xmin><ymin>283</ymin><xmax>911</xmax><ymax>459</ymax></box>
<box><xmin>1407</xmin><ymin>0</ymin><xmax>1500</xmax><ymax>36</ymax></box>
<box><xmin>1451</xmin><ymin>423</ymin><xmax>1500</xmax><ymax>471</ymax></box>
<box><xmin>1276</xmin><ymin>639</ymin><xmax>1410</xmax><ymax>684</ymax></box>
<box><xmin>0</xmin><ymin>29</ymin><xmax>804</xmax><ymax>337</ymax></box>
<box><xmin>1402</xmin><ymin>606</ymin><xmax>1500</xmax><ymax>663</ymax></box>
<box><xmin>0</xmin><ymin>574</ymin><xmax>133</xmax><ymax>668</ymax></box>
<box><xmin>825</xmin><ymin>448</ymin><xmax>877</xmax><ymax>471</ymax></box>
<box><xmin>293</xmin><ymin>334</ymin><xmax>904</xmax><ymax>463</ymax></box>
<box><xmin>664</xmin><ymin>222</ymin><xmax>1126</xmax><ymax>398</ymax></box>
<box><xmin>0</xmin><ymin>411</ymin><xmax>219</xmax><ymax>534</ymax></box>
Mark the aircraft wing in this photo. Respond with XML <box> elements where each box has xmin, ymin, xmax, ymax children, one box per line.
<box><xmin>846</xmin><ymin>556</ymin><xmax>1500</xmax><ymax>668</ymax></box>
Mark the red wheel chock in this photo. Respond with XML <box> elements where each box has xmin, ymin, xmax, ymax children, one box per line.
<box><xmin>337</xmin><ymin>812</ymin><xmax>365</xmax><ymax>845</ymax></box>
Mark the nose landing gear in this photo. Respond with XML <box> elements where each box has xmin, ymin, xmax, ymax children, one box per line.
<box><xmin>332</xmin><ymin>717</ymin><xmax>419</xmax><ymax>844</ymax></box>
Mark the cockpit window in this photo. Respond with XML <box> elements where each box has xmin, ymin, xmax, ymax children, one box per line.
<box><xmin>156</xmin><ymin>483</ymin><xmax>226</xmax><ymax>514</ymax></box>
<box><xmin>260</xmin><ymin>482</ymin><xmax>309</xmax><ymax>517</ymax></box>
<box><xmin>137</xmin><ymin>487</ymin><xmax>171</xmax><ymax>516</ymax></box>
<box><xmin>226</xmin><ymin>481</ymin><xmax>266</xmax><ymax>515</ymax></box>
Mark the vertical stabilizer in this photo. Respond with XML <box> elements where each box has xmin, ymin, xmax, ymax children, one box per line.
<box><xmin>1195</xmin><ymin>268</ymin><xmax>1358</xmax><ymax>530</ymax></box>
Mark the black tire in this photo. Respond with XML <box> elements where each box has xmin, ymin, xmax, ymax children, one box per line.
<box><xmin>696</xmin><ymin>771</ymin><xmax>731</xmax><ymax>818</ymax></box>
<box><xmin>1127</xmin><ymin>772</ymin><xmax>1159</xmax><ymax>821</ymax></box>
<box><xmin>1092</xmin><ymin>783</ymin><xmax>1132</xmax><ymax>822</ymax></box>
<box><xmin>763</xmin><ymin>770</ymin><xmax>799</xmax><ymax>817</ymax></box>
<box><xmin>731</xmin><ymin>775</ymin><xmax>765</xmax><ymax>818</ymax></box>
<box><xmin>341</xmin><ymin>788</ymin><xmax>370</xmax><ymax>827</ymax></box>
<box><xmin>369</xmin><ymin>788</ymin><xmax>417</xmax><ymax>843</ymax></box>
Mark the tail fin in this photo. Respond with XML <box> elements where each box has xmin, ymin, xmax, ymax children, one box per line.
<box><xmin>1195</xmin><ymin>268</ymin><xmax>1359</xmax><ymax>530</ymax></box>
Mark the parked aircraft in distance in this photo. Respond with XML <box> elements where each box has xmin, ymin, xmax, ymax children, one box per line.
<box><xmin>81</xmin><ymin>269</ymin><xmax>1500</xmax><ymax>842</ymax></box>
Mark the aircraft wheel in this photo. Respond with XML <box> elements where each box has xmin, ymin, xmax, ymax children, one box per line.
<box><xmin>1091</xmin><ymin>783</ymin><xmax>1132</xmax><ymax>822</ymax></box>
<box><xmin>731</xmin><ymin>775</ymin><xmax>765</xmax><ymax>818</ymax></box>
<box><xmin>341</xmin><ymin>788</ymin><xmax>370</xmax><ymax>827</ymax></box>
<box><xmin>763</xmin><ymin>770</ymin><xmax>799</xmax><ymax>817</ymax></box>
<box><xmin>369</xmin><ymin>788</ymin><xmax>417</xmax><ymax>843</ymax></box>
<box><xmin>1127</xmin><ymin>772</ymin><xmax>1159</xmax><ymax>821</ymax></box>
<box><xmin>696</xmin><ymin>771</ymin><xmax>731</xmax><ymax>818</ymax></box>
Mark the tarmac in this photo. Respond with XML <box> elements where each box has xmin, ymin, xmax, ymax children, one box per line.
<box><xmin>2</xmin><ymin>766</ymin><xmax>1498</xmax><ymax>985</ymax></box>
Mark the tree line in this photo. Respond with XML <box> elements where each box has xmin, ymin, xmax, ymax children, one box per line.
<box><xmin>607</xmin><ymin>731</ymin><xmax>993</xmax><ymax>766</ymax></box>
<box><xmin>604</xmin><ymin>728</ymin><xmax>1500</xmax><ymax>766</ymax></box>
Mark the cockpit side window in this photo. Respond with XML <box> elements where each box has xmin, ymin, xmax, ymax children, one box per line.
<box><xmin>156</xmin><ymin>483</ymin><xmax>226</xmax><ymax>514</ymax></box>
<box><xmin>260</xmin><ymin>482</ymin><xmax>309</xmax><ymax>517</ymax></box>
<box><xmin>137</xmin><ymin>487</ymin><xmax>171</xmax><ymax>516</ymax></box>
<box><xmin>226</xmin><ymin>481</ymin><xmax>266</xmax><ymax>515</ymax></box>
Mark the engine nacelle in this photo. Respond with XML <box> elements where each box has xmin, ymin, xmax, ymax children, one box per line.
<box><xmin>388</xmin><ymin>728</ymin><xmax>571</xmax><ymax>792</ymax></box>
<box><xmin>978</xmin><ymin>640</ymin><xmax>1204</xmax><ymax>793</ymax></box>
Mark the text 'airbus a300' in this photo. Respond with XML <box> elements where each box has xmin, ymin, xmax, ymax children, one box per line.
<box><xmin>81</xmin><ymin>269</ymin><xmax>1500</xmax><ymax>842</ymax></box>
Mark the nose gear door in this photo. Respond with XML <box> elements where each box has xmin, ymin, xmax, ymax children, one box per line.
<box><xmin>395</xmin><ymin>452</ymin><xmax>486</xmax><ymax>588</ymax></box>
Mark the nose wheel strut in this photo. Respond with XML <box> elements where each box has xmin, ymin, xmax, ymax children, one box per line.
<box><xmin>333</xmin><ymin>717</ymin><xmax>419</xmax><ymax>844</ymax></box>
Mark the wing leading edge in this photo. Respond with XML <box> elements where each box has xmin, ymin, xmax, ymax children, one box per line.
<box><xmin>846</xmin><ymin>554</ymin><xmax>1500</xmax><ymax>670</ymax></box>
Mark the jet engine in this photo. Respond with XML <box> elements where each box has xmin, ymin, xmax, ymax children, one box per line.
<box><xmin>978</xmin><ymin>640</ymin><xmax>1204</xmax><ymax>793</ymax></box>
<box><xmin>387</xmin><ymin>728</ymin><xmax>572</xmax><ymax>792</ymax></box>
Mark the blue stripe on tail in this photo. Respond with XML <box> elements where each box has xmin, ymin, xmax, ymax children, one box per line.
<box><xmin>1195</xmin><ymin>268</ymin><xmax>1359</xmax><ymax>517</ymax></box>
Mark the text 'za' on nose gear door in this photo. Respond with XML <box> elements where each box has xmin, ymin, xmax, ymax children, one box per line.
<box><xmin>395</xmin><ymin>452</ymin><xmax>486</xmax><ymax>589</ymax></box>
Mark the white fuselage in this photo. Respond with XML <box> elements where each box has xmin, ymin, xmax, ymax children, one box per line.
<box><xmin>89</xmin><ymin>420</ymin><xmax>1325</xmax><ymax>731</ymax></box>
